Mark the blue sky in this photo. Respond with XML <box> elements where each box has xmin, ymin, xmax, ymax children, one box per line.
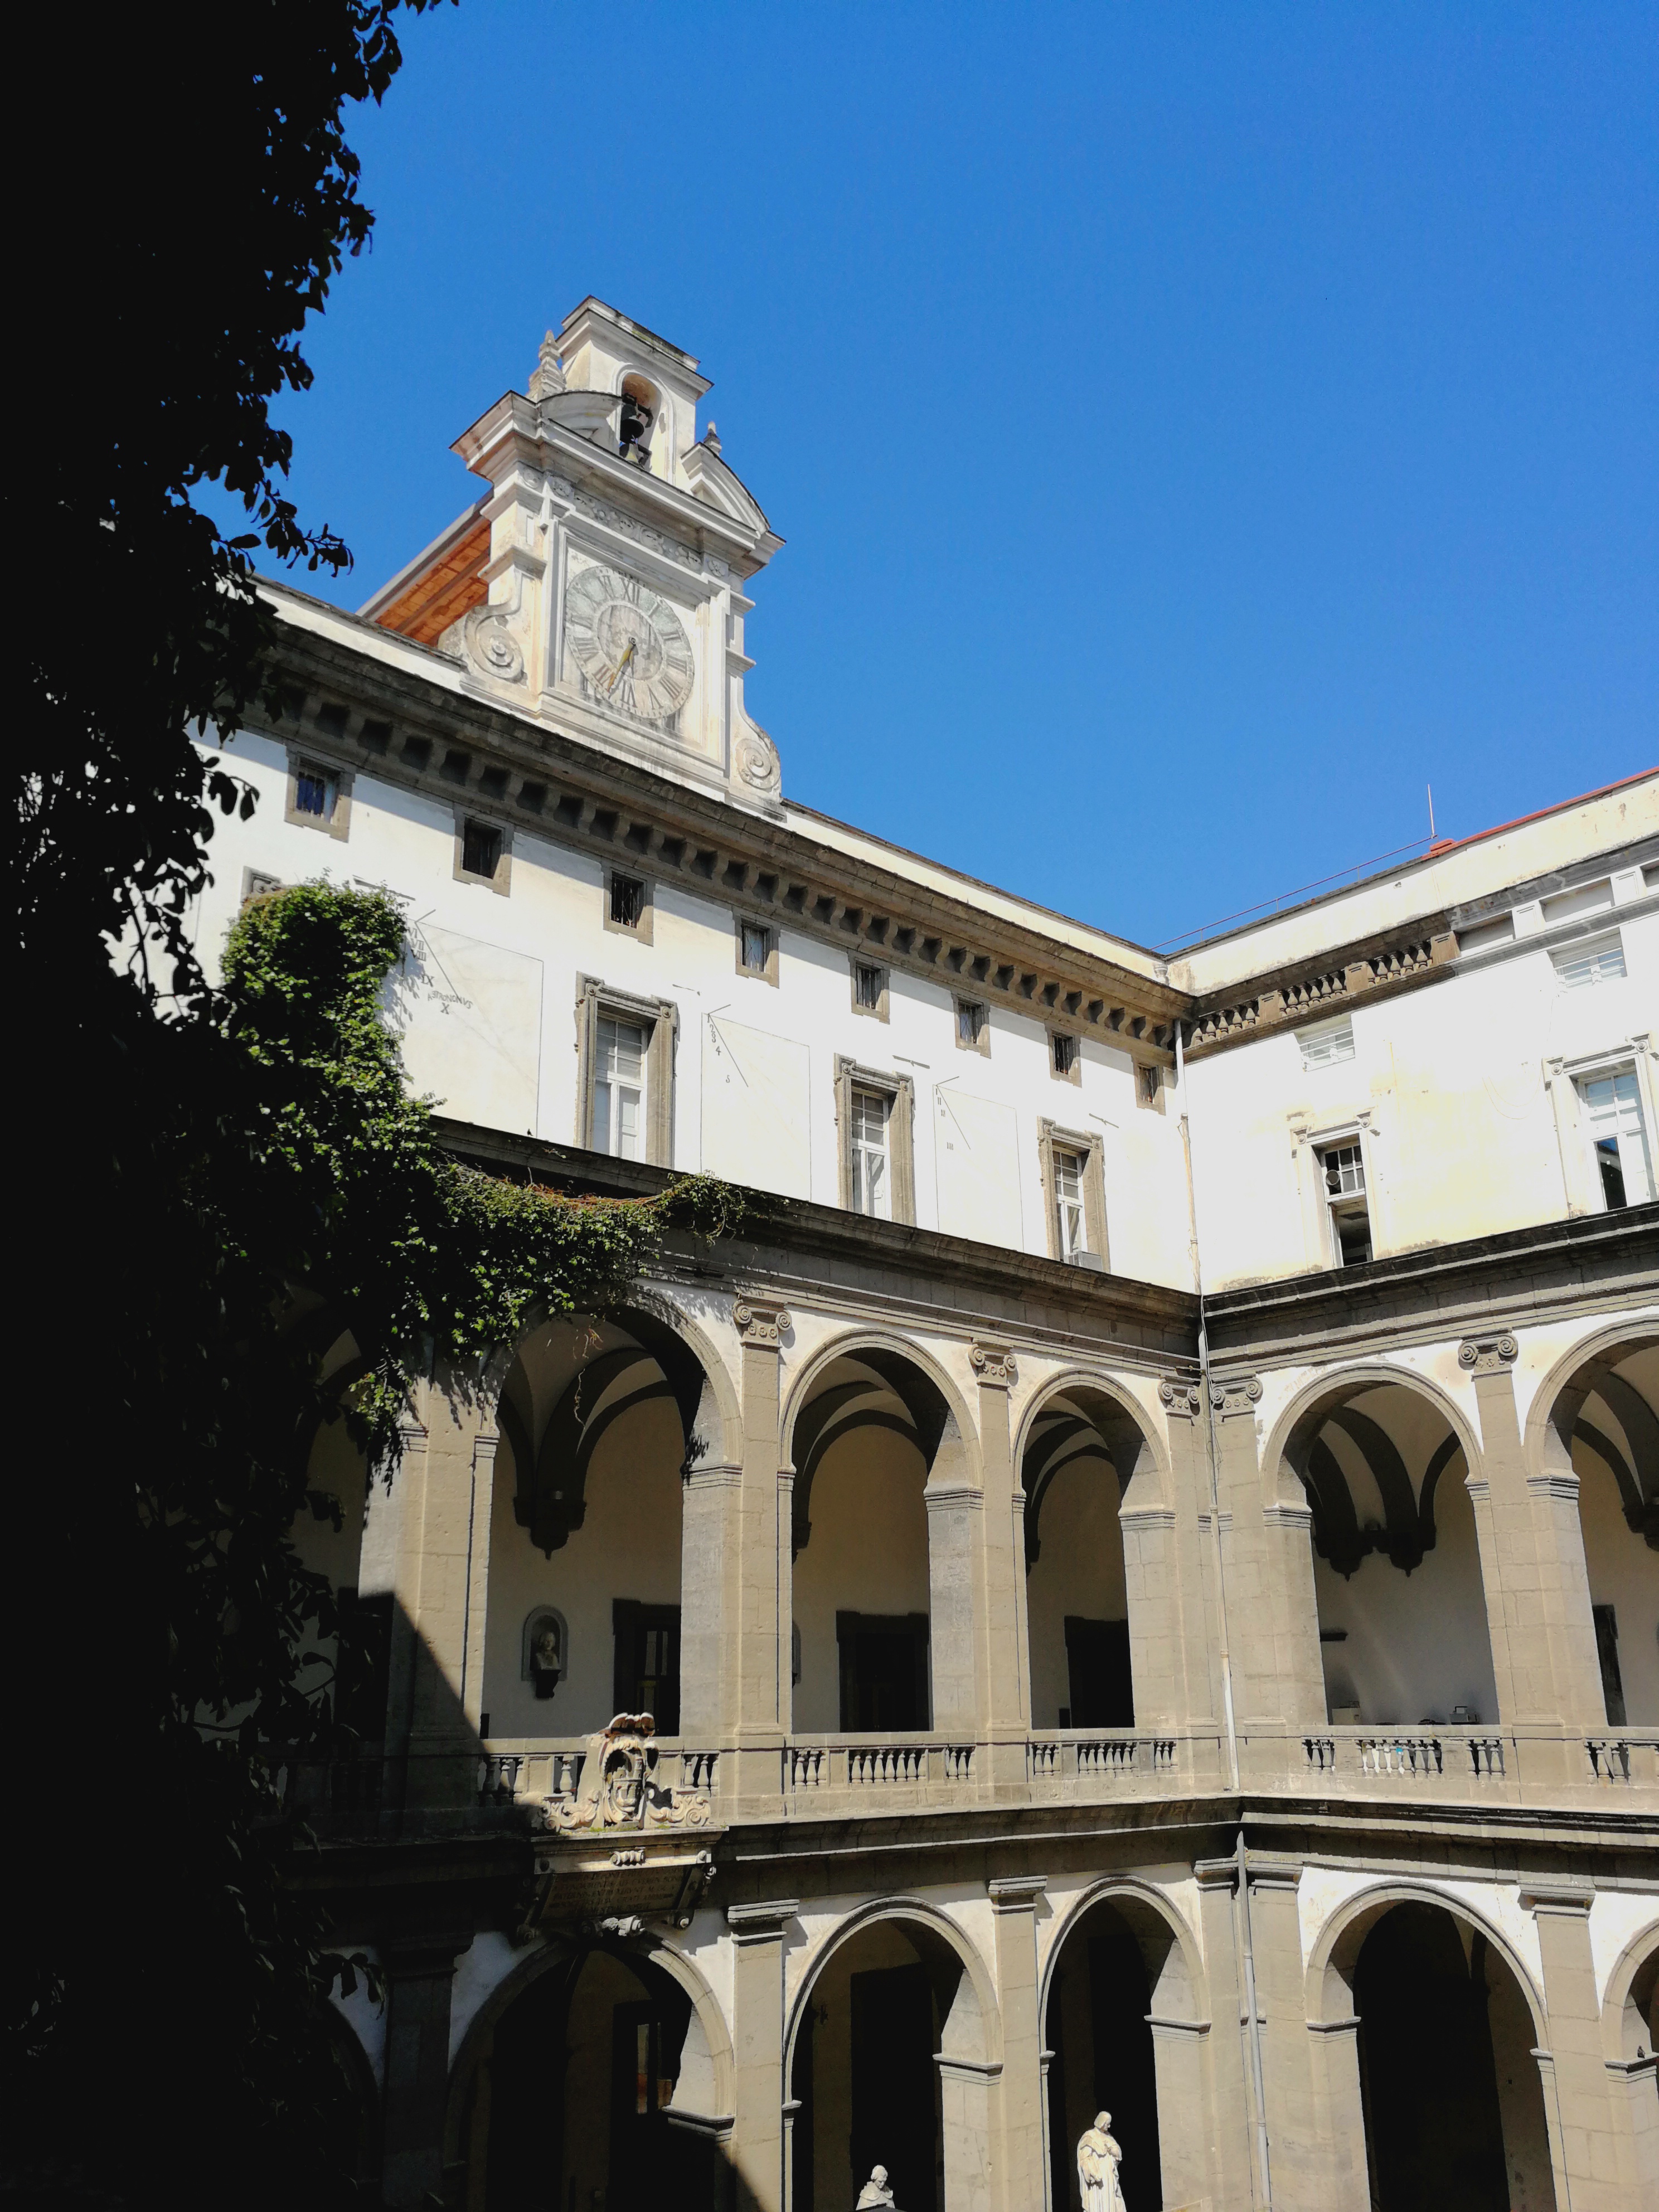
<box><xmin>243</xmin><ymin>2</ymin><xmax>1656</xmax><ymax>948</ymax></box>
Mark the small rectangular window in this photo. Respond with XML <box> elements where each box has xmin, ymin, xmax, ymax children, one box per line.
<box><xmin>1054</xmin><ymin>1147</ymin><xmax>1088</xmax><ymax>1260</ymax></box>
<box><xmin>956</xmin><ymin>999</ymin><xmax>986</xmax><ymax>1049</ymax></box>
<box><xmin>610</xmin><ymin>872</ymin><xmax>646</xmax><ymax>928</ymax></box>
<box><xmin>1576</xmin><ymin>1068</ymin><xmax>1655</xmax><ymax>1209</ymax></box>
<box><xmin>1541</xmin><ymin>878</ymin><xmax>1613</xmax><ymax>925</ymax></box>
<box><xmin>1299</xmin><ymin>1017</ymin><xmax>1355</xmax><ymax>1070</ymax></box>
<box><xmin>462</xmin><ymin>819</ymin><xmax>503</xmax><ymax>879</ymax></box>
<box><xmin>1051</xmin><ymin>1032</ymin><xmax>1078</xmax><ymax>1079</ymax></box>
<box><xmin>1318</xmin><ymin>1139</ymin><xmax>1372</xmax><ymax>1266</ymax></box>
<box><xmin>1552</xmin><ymin>932</ymin><xmax>1626</xmax><ymax>991</ymax></box>
<box><xmin>1457</xmin><ymin>915</ymin><xmax>1514</xmax><ymax>955</ymax></box>
<box><xmin>1138</xmin><ymin>1064</ymin><xmax>1163</xmax><ymax>1111</ymax></box>
<box><xmin>594</xmin><ymin>1017</ymin><xmax>647</xmax><ymax>1160</ymax></box>
<box><xmin>740</xmin><ymin>921</ymin><xmax>772</xmax><ymax>974</ymax></box>
<box><xmin>850</xmin><ymin>1086</ymin><xmax>891</xmax><ymax>1219</ymax></box>
<box><xmin>294</xmin><ymin>761</ymin><xmax>334</xmax><ymax>818</ymax></box>
<box><xmin>853</xmin><ymin>961</ymin><xmax>882</xmax><ymax>1010</ymax></box>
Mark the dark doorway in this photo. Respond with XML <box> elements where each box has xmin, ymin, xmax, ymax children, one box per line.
<box><xmin>1064</xmin><ymin>1616</ymin><xmax>1134</xmax><ymax>1727</ymax></box>
<box><xmin>1045</xmin><ymin>1903</ymin><xmax>1162</xmax><ymax>2210</ymax></box>
<box><xmin>613</xmin><ymin>1600</ymin><xmax>681</xmax><ymax>1731</ymax></box>
<box><xmin>851</xmin><ymin>1963</ymin><xmax>937</xmax><ymax>2212</ymax></box>
<box><xmin>1355</xmin><ymin>1905</ymin><xmax>1511</xmax><ymax>2211</ymax></box>
<box><xmin>837</xmin><ymin>1611</ymin><xmax>929</xmax><ymax>1730</ymax></box>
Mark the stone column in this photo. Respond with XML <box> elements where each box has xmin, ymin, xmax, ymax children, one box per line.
<box><xmin>1213</xmin><ymin>1376</ymin><xmax>1325</xmax><ymax>1777</ymax></box>
<box><xmin>973</xmin><ymin>1343</ymin><xmax>1026</xmax><ymax>1792</ymax></box>
<box><xmin>1193</xmin><ymin>1857</ymin><xmax>1259</xmax><ymax>2209</ymax></box>
<box><xmin>733</xmin><ymin>1300</ymin><xmax>789</xmax><ymax>1804</ymax></box>
<box><xmin>1139</xmin><ymin>1381</ymin><xmax>1223</xmax><ymax>1759</ymax></box>
<box><xmin>726</xmin><ymin>1899</ymin><xmax>797</xmax><ymax>2212</ymax></box>
<box><xmin>380</xmin><ymin>1932</ymin><xmax>468</xmax><ymax>2207</ymax></box>
<box><xmin>920</xmin><ymin>1348</ymin><xmax>993</xmax><ymax>1748</ymax></box>
<box><xmin>1243</xmin><ymin>1858</ymin><xmax>1318</xmax><ymax>2212</ymax></box>
<box><xmin>1522</xmin><ymin>1880</ymin><xmax>1631</xmax><ymax>2211</ymax></box>
<box><xmin>680</xmin><ymin>1453</ymin><xmax>743</xmax><ymax>1745</ymax></box>
<box><xmin>1463</xmin><ymin>1335</ymin><xmax>1603</xmax><ymax>1771</ymax></box>
<box><xmin>1147</xmin><ymin>2014</ymin><xmax>1217</xmax><ymax>2212</ymax></box>
<box><xmin>988</xmin><ymin>1876</ymin><xmax>1047</xmax><ymax>2212</ymax></box>
<box><xmin>1303</xmin><ymin>2015</ymin><xmax>1368</xmax><ymax>2212</ymax></box>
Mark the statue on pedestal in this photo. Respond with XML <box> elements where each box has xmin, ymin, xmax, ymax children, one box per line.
<box><xmin>1077</xmin><ymin>2112</ymin><xmax>1125</xmax><ymax>2212</ymax></box>
<box><xmin>855</xmin><ymin>2166</ymin><xmax>896</xmax><ymax>2210</ymax></box>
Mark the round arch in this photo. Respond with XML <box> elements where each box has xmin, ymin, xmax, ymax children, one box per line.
<box><xmin>1036</xmin><ymin>1876</ymin><xmax>1206</xmax><ymax>2027</ymax></box>
<box><xmin>443</xmin><ymin>1928</ymin><xmax>736</xmax><ymax>2173</ymax></box>
<box><xmin>782</xmin><ymin>1895</ymin><xmax>1001</xmax><ymax>2082</ymax></box>
<box><xmin>1302</xmin><ymin>1880</ymin><xmax>1548</xmax><ymax>2039</ymax></box>
<box><xmin>1521</xmin><ymin>1316</ymin><xmax>1659</xmax><ymax>1483</ymax></box>
<box><xmin>1600</xmin><ymin>1918</ymin><xmax>1659</xmax><ymax>2064</ymax></box>
<box><xmin>1012</xmin><ymin>1369</ymin><xmax>1172</xmax><ymax>1522</ymax></box>
<box><xmin>780</xmin><ymin>1328</ymin><xmax>981</xmax><ymax>1488</ymax></box>
<box><xmin>1262</xmin><ymin>1361</ymin><xmax>1485</xmax><ymax>1512</ymax></box>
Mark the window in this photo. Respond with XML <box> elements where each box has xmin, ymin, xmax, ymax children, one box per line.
<box><xmin>736</xmin><ymin>917</ymin><xmax>776</xmax><ymax>982</ymax></box>
<box><xmin>285</xmin><ymin>750</ymin><xmax>350</xmax><ymax>839</ymax></box>
<box><xmin>850</xmin><ymin>1086</ymin><xmax>891</xmax><ymax>1217</ymax></box>
<box><xmin>1319</xmin><ymin>1139</ymin><xmax>1372</xmax><ymax>1266</ymax></box>
<box><xmin>1054</xmin><ymin>1147</ymin><xmax>1089</xmax><ymax>1260</ymax></box>
<box><xmin>294</xmin><ymin>760</ymin><xmax>334</xmax><ymax>817</ymax></box>
<box><xmin>1541</xmin><ymin>877</ymin><xmax>1613</xmax><ymax>925</ymax></box>
<box><xmin>593</xmin><ymin>1016</ymin><xmax>646</xmax><ymax>1160</ymax></box>
<box><xmin>1037</xmin><ymin>1121</ymin><xmax>1109</xmax><ymax>1269</ymax></box>
<box><xmin>1051</xmin><ymin>1031</ymin><xmax>1079</xmax><ymax>1081</ymax></box>
<box><xmin>610</xmin><ymin>872</ymin><xmax>645</xmax><ymax>928</ymax></box>
<box><xmin>1553</xmin><ymin>932</ymin><xmax>1626</xmax><ymax>991</ymax></box>
<box><xmin>1137</xmin><ymin>1063</ymin><xmax>1165</xmax><ymax>1112</ymax></box>
<box><xmin>835</xmin><ymin>1059</ymin><xmax>916</xmax><ymax>1222</ymax></box>
<box><xmin>612</xmin><ymin>1600</ymin><xmax>680</xmax><ymax>1733</ymax></box>
<box><xmin>1577</xmin><ymin>1069</ymin><xmax>1654</xmax><ymax>1209</ymax></box>
<box><xmin>852</xmin><ymin>961</ymin><xmax>885</xmax><ymax>1016</ymax></box>
<box><xmin>461</xmin><ymin>818</ymin><xmax>503</xmax><ymax>880</ymax></box>
<box><xmin>955</xmin><ymin>998</ymin><xmax>988</xmax><ymax>1052</ymax></box>
<box><xmin>836</xmin><ymin>1610</ymin><xmax>929</xmax><ymax>1731</ymax></box>
<box><xmin>1299</xmin><ymin>1016</ymin><xmax>1355</xmax><ymax>1070</ymax></box>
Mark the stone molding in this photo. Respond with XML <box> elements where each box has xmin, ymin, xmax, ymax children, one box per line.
<box><xmin>987</xmin><ymin>1875</ymin><xmax>1047</xmax><ymax>1912</ymax></box>
<box><xmin>1518</xmin><ymin>1881</ymin><xmax>1594</xmax><ymax>1919</ymax></box>
<box><xmin>1210</xmin><ymin>1374</ymin><xmax>1263</xmax><ymax>1420</ymax></box>
<box><xmin>733</xmin><ymin>1298</ymin><xmax>791</xmax><ymax>1348</ymax></box>
<box><xmin>725</xmin><ymin>1899</ymin><xmax>798</xmax><ymax>1942</ymax></box>
<box><xmin>1159</xmin><ymin>1378</ymin><xmax>1203</xmax><ymax>1419</ymax></box>
<box><xmin>1183</xmin><ymin>928</ymin><xmax>1456</xmax><ymax>1061</ymax></box>
<box><xmin>969</xmin><ymin>1341</ymin><xmax>1018</xmax><ymax>1389</ymax></box>
<box><xmin>1459</xmin><ymin>1332</ymin><xmax>1519</xmax><ymax>1373</ymax></box>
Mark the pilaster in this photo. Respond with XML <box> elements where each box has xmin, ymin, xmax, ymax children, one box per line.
<box><xmin>380</xmin><ymin>1932</ymin><xmax>469</xmax><ymax>2207</ymax></box>
<box><xmin>726</xmin><ymin>1899</ymin><xmax>797</xmax><ymax>2212</ymax></box>
<box><xmin>1193</xmin><ymin>1856</ymin><xmax>1258</xmax><ymax>2210</ymax></box>
<box><xmin>401</xmin><ymin>1371</ymin><xmax>499</xmax><ymax>1810</ymax></box>
<box><xmin>1522</xmin><ymin>1881</ymin><xmax>1629</xmax><ymax>2211</ymax></box>
<box><xmin>988</xmin><ymin>1876</ymin><xmax>1047</xmax><ymax>2211</ymax></box>
<box><xmin>1244</xmin><ymin>1857</ymin><xmax>1319</xmax><ymax>2212</ymax></box>
<box><xmin>734</xmin><ymin>1301</ymin><xmax>789</xmax><ymax>1799</ymax></box>
<box><xmin>973</xmin><ymin>1342</ymin><xmax>1026</xmax><ymax>1791</ymax></box>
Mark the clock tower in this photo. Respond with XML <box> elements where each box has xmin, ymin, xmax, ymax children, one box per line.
<box><xmin>361</xmin><ymin>298</ymin><xmax>786</xmax><ymax>811</ymax></box>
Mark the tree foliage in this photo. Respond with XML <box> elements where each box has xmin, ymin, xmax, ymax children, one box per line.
<box><xmin>4</xmin><ymin>8</ymin><xmax>743</xmax><ymax>2204</ymax></box>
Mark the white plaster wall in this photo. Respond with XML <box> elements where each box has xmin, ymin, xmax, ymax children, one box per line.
<box><xmin>1024</xmin><ymin>1457</ymin><xmax>1131</xmax><ymax>1728</ymax></box>
<box><xmin>790</xmin><ymin>1426</ymin><xmax>932</xmax><ymax>1733</ymax></box>
<box><xmin>481</xmin><ymin>1393</ymin><xmax>683</xmax><ymax>1738</ymax></box>
<box><xmin>1188</xmin><ymin>901</ymin><xmax>1659</xmax><ymax>1290</ymax></box>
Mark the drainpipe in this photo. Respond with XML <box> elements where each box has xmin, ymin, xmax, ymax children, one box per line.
<box><xmin>1175</xmin><ymin>1020</ymin><xmax>1273</xmax><ymax>2205</ymax></box>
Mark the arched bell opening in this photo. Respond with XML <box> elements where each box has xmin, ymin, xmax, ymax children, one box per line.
<box><xmin>1348</xmin><ymin>1901</ymin><xmax>1555</xmax><ymax>2212</ymax></box>
<box><xmin>786</xmin><ymin>1907</ymin><xmax>996</xmax><ymax>2212</ymax></box>
<box><xmin>1544</xmin><ymin>1333</ymin><xmax>1659</xmax><ymax>1724</ymax></box>
<box><xmin>487</xmin><ymin>1307</ymin><xmax>717</xmax><ymax>1739</ymax></box>
<box><xmin>453</xmin><ymin>1940</ymin><xmax>717</xmax><ymax>2212</ymax></box>
<box><xmin>1022</xmin><ymin>1388</ymin><xmax>1149</xmax><ymax>1730</ymax></box>
<box><xmin>1283</xmin><ymin>1380</ymin><xmax>1497</xmax><ymax>1728</ymax></box>
<box><xmin>788</xmin><ymin>1349</ymin><xmax>957</xmax><ymax>1733</ymax></box>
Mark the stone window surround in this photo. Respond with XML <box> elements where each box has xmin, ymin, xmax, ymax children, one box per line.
<box><xmin>603</xmin><ymin>864</ymin><xmax>654</xmax><ymax>944</ymax></box>
<box><xmin>1288</xmin><ymin>1110</ymin><xmax>1380</xmax><ymax>1271</ymax></box>
<box><xmin>833</xmin><ymin>1054</ymin><xmax>917</xmax><ymax>1224</ymax></box>
<box><xmin>954</xmin><ymin>997</ymin><xmax>991</xmax><ymax>1056</ymax></box>
<box><xmin>284</xmin><ymin>746</ymin><xmax>353</xmax><ymax>841</ymax></box>
<box><xmin>1036</xmin><ymin>1118</ymin><xmax>1110</xmax><ymax>1269</ymax></box>
<box><xmin>574</xmin><ymin>974</ymin><xmax>677</xmax><ymax>1166</ymax></box>
<box><xmin>453</xmin><ymin>804</ymin><xmax>513</xmax><ymax>895</ymax></box>
<box><xmin>734</xmin><ymin>911</ymin><xmax>779</xmax><ymax>986</ymax></box>
<box><xmin>1544</xmin><ymin>1034</ymin><xmax>1658</xmax><ymax>1217</ymax></box>
<box><xmin>848</xmin><ymin>953</ymin><xmax>890</xmax><ymax>1023</ymax></box>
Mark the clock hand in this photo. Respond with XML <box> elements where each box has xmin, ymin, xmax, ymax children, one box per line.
<box><xmin>603</xmin><ymin>639</ymin><xmax>637</xmax><ymax>693</ymax></box>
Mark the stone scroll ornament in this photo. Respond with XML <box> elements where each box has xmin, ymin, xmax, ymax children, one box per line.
<box><xmin>541</xmin><ymin>1713</ymin><xmax>712</xmax><ymax>1833</ymax></box>
<box><xmin>1077</xmin><ymin>2113</ymin><xmax>1126</xmax><ymax>2212</ymax></box>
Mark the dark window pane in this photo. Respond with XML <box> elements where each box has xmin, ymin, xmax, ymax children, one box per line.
<box><xmin>611</xmin><ymin>873</ymin><xmax>645</xmax><ymax>926</ymax></box>
<box><xmin>1596</xmin><ymin>1138</ymin><xmax>1627</xmax><ymax>1209</ymax></box>
<box><xmin>463</xmin><ymin>819</ymin><xmax>502</xmax><ymax>877</ymax></box>
<box><xmin>295</xmin><ymin>765</ymin><xmax>329</xmax><ymax>816</ymax></box>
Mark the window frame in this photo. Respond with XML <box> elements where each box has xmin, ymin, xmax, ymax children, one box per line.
<box><xmin>1049</xmin><ymin>1029</ymin><xmax>1081</xmax><ymax>1085</ymax></box>
<box><xmin>284</xmin><ymin>748</ymin><xmax>352</xmax><ymax>841</ymax></box>
<box><xmin>833</xmin><ymin>1055</ymin><xmax>916</xmax><ymax>1224</ymax></box>
<box><xmin>1573</xmin><ymin>1059</ymin><xmax>1656</xmax><ymax>1212</ymax></box>
<box><xmin>1297</xmin><ymin>1014</ymin><xmax>1356</xmax><ymax>1071</ymax></box>
<box><xmin>1316</xmin><ymin>1134</ymin><xmax>1374</xmax><ymax>1267</ymax></box>
<box><xmin>954</xmin><ymin>997</ymin><xmax>990</xmax><ymax>1056</ymax></box>
<box><xmin>575</xmin><ymin>976</ymin><xmax>678</xmax><ymax>1166</ymax></box>
<box><xmin>1550</xmin><ymin>928</ymin><xmax>1626</xmax><ymax>992</ymax></box>
<box><xmin>734</xmin><ymin>913</ymin><xmax>779</xmax><ymax>986</ymax></box>
<box><xmin>453</xmin><ymin>807</ymin><xmax>512</xmax><ymax>895</ymax></box>
<box><xmin>1546</xmin><ymin>1040</ymin><xmax>1659</xmax><ymax>1217</ymax></box>
<box><xmin>1036</xmin><ymin>1119</ymin><xmax>1110</xmax><ymax>1270</ymax></box>
<box><xmin>848</xmin><ymin>955</ymin><xmax>890</xmax><ymax>1022</ymax></box>
<box><xmin>603</xmin><ymin>866</ymin><xmax>654</xmax><ymax>944</ymax></box>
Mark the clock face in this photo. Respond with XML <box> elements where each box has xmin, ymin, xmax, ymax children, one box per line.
<box><xmin>564</xmin><ymin>563</ymin><xmax>695</xmax><ymax>727</ymax></box>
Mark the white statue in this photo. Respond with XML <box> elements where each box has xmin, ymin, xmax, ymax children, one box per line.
<box><xmin>1077</xmin><ymin>2112</ymin><xmax>1125</xmax><ymax>2212</ymax></box>
<box><xmin>855</xmin><ymin>2167</ymin><xmax>896</xmax><ymax>2210</ymax></box>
